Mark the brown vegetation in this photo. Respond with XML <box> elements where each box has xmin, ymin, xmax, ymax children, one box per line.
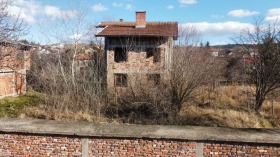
<box><xmin>233</xmin><ymin>19</ymin><xmax>280</xmax><ymax>114</ymax></box>
<box><xmin>23</xmin><ymin>19</ymin><xmax>280</xmax><ymax>128</ymax></box>
<box><xmin>26</xmin><ymin>45</ymin><xmax>107</xmax><ymax>121</ymax></box>
<box><xmin>24</xmin><ymin>37</ymin><xmax>280</xmax><ymax>127</ymax></box>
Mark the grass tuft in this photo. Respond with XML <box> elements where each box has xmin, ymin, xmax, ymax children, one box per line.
<box><xmin>0</xmin><ymin>92</ymin><xmax>42</xmax><ymax>118</ymax></box>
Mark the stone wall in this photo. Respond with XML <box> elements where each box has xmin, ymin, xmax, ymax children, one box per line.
<box><xmin>0</xmin><ymin>45</ymin><xmax>31</xmax><ymax>71</ymax></box>
<box><xmin>105</xmin><ymin>37</ymin><xmax>173</xmax><ymax>93</ymax></box>
<box><xmin>0</xmin><ymin>118</ymin><xmax>279</xmax><ymax>157</ymax></box>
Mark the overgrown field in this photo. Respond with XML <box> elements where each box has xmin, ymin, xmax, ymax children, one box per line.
<box><xmin>180</xmin><ymin>85</ymin><xmax>280</xmax><ymax>128</ymax></box>
<box><xmin>1</xmin><ymin>85</ymin><xmax>279</xmax><ymax>128</ymax></box>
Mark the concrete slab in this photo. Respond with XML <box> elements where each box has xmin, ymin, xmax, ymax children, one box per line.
<box><xmin>0</xmin><ymin>118</ymin><xmax>279</xmax><ymax>144</ymax></box>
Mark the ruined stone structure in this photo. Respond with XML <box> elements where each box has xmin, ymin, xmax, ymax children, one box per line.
<box><xmin>96</xmin><ymin>11</ymin><xmax>178</xmax><ymax>93</ymax></box>
<box><xmin>0</xmin><ymin>42</ymin><xmax>32</xmax><ymax>98</ymax></box>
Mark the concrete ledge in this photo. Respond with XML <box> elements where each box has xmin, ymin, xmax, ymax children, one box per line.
<box><xmin>0</xmin><ymin>118</ymin><xmax>279</xmax><ymax>144</ymax></box>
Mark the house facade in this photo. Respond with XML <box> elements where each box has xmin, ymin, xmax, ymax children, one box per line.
<box><xmin>0</xmin><ymin>41</ymin><xmax>32</xmax><ymax>98</ymax></box>
<box><xmin>96</xmin><ymin>11</ymin><xmax>178</xmax><ymax>93</ymax></box>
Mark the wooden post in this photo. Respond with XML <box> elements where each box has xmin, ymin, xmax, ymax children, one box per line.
<box><xmin>272</xmin><ymin>100</ymin><xmax>274</xmax><ymax>115</ymax></box>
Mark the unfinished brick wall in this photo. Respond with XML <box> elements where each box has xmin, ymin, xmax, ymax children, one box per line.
<box><xmin>0</xmin><ymin>72</ymin><xmax>26</xmax><ymax>98</ymax></box>
<box><xmin>0</xmin><ymin>46</ymin><xmax>30</xmax><ymax>71</ymax></box>
<box><xmin>106</xmin><ymin>37</ymin><xmax>173</xmax><ymax>93</ymax></box>
<box><xmin>0</xmin><ymin>73</ymin><xmax>15</xmax><ymax>97</ymax></box>
<box><xmin>0</xmin><ymin>43</ymin><xmax>31</xmax><ymax>98</ymax></box>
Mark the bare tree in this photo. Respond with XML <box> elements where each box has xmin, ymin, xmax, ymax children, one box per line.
<box><xmin>234</xmin><ymin>19</ymin><xmax>280</xmax><ymax>114</ymax></box>
<box><xmin>38</xmin><ymin>0</ymin><xmax>90</xmax><ymax>86</ymax></box>
<box><xmin>169</xmin><ymin>25</ymin><xmax>218</xmax><ymax>113</ymax></box>
<box><xmin>170</xmin><ymin>48</ymin><xmax>217</xmax><ymax>112</ymax></box>
<box><xmin>28</xmin><ymin>1</ymin><xmax>107</xmax><ymax>120</ymax></box>
<box><xmin>0</xmin><ymin>0</ymin><xmax>28</xmax><ymax>41</ymax></box>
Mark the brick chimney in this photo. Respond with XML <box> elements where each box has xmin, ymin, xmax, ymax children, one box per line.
<box><xmin>120</xmin><ymin>19</ymin><xmax>124</xmax><ymax>22</ymax></box>
<box><xmin>135</xmin><ymin>11</ymin><xmax>146</xmax><ymax>28</ymax></box>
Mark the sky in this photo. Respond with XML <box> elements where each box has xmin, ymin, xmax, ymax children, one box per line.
<box><xmin>7</xmin><ymin>0</ymin><xmax>280</xmax><ymax>45</ymax></box>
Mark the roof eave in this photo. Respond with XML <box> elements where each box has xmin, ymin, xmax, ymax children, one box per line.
<box><xmin>96</xmin><ymin>34</ymin><xmax>178</xmax><ymax>39</ymax></box>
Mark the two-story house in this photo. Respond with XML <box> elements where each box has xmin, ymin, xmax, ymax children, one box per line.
<box><xmin>96</xmin><ymin>11</ymin><xmax>178</xmax><ymax>94</ymax></box>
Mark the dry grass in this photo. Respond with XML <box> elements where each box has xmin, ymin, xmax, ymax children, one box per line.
<box><xmin>21</xmin><ymin>104</ymin><xmax>113</xmax><ymax>123</ymax></box>
<box><xmin>180</xmin><ymin>106</ymin><xmax>272</xmax><ymax>128</ymax></box>
<box><xmin>195</xmin><ymin>85</ymin><xmax>255</xmax><ymax>110</ymax></box>
<box><xmin>16</xmin><ymin>91</ymin><xmax>112</xmax><ymax>123</ymax></box>
<box><xmin>7</xmin><ymin>85</ymin><xmax>280</xmax><ymax>128</ymax></box>
<box><xmin>179</xmin><ymin>85</ymin><xmax>280</xmax><ymax>128</ymax></box>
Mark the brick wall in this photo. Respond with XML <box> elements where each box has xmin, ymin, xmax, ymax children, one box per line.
<box><xmin>0</xmin><ymin>134</ymin><xmax>82</xmax><ymax>156</ymax></box>
<box><xmin>0</xmin><ymin>134</ymin><xmax>197</xmax><ymax>156</ymax></box>
<box><xmin>0</xmin><ymin>73</ymin><xmax>15</xmax><ymax>98</ymax></box>
<box><xmin>0</xmin><ymin>134</ymin><xmax>279</xmax><ymax>156</ymax></box>
<box><xmin>88</xmin><ymin>139</ymin><xmax>196</xmax><ymax>156</ymax></box>
<box><xmin>0</xmin><ymin>118</ymin><xmax>279</xmax><ymax>157</ymax></box>
<box><xmin>136</xmin><ymin>11</ymin><xmax>146</xmax><ymax>28</ymax></box>
<box><xmin>0</xmin><ymin>43</ymin><xmax>31</xmax><ymax>98</ymax></box>
<box><xmin>0</xmin><ymin>72</ymin><xmax>26</xmax><ymax>98</ymax></box>
<box><xmin>204</xmin><ymin>143</ymin><xmax>280</xmax><ymax>157</ymax></box>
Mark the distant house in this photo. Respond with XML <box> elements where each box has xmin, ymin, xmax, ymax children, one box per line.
<box><xmin>96</xmin><ymin>11</ymin><xmax>178</xmax><ymax>93</ymax></box>
<box><xmin>75</xmin><ymin>53</ymin><xmax>95</xmax><ymax>73</ymax></box>
<box><xmin>0</xmin><ymin>41</ymin><xmax>33</xmax><ymax>98</ymax></box>
<box><xmin>211</xmin><ymin>49</ymin><xmax>232</xmax><ymax>57</ymax></box>
<box><xmin>243</xmin><ymin>52</ymin><xmax>259</xmax><ymax>65</ymax></box>
<box><xmin>74</xmin><ymin>44</ymin><xmax>104</xmax><ymax>72</ymax></box>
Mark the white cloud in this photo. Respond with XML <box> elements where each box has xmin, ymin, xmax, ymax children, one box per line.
<box><xmin>112</xmin><ymin>2</ymin><xmax>123</xmax><ymax>7</ymax></box>
<box><xmin>43</xmin><ymin>6</ymin><xmax>76</xmax><ymax>19</ymax></box>
<box><xmin>7</xmin><ymin>5</ymin><xmax>35</xmax><ymax>23</ymax></box>
<box><xmin>44</xmin><ymin>6</ymin><xmax>72</xmax><ymax>19</ymax></box>
<box><xmin>112</xmin><ymin>2</ymin><xmax>133</xmax><ymax>11</ymax></box>
<box><xmin>7</xmin><ymin>0</ymin><xmax>41</xmax><ymax>24</ymax></box>
<box><xmin>44</xmin><ymin>6</ymin><xmax>62</xmax><ymax>17</ymax></box>
<box><xmin>266</xmin><ymin>8</ymin><xmax>280</xmax><ymax>21</ymax></box>
<box><xmin>267</xmin><ymin>8</ymin><xmax>280</xmax><ymax>16</ymax></box>
<box><xmin>167</xmin><ymin>5</ymin><xmax>174</xmax><ymax>10</ymax></box>
<box><xmin>266</xmin><ymin>16</ymin><xmax>280</xmax><ymax>21</ymax></box>
<box><xmin>125</xmin><ymin>4</ymin><xmax>133</xmax><ymax>11</ymax></box>
<box><xmin>178</xmin><ymin>0</ymin><xmax>197</xmax><ymax>5</ymax></box>
<box><xmin>92</xmin><ymin>3</ymin><xmax>108</xmax><ymax>12</ymax></box>
<box><xmin>6</xmin><ymin>0</ymin><xmax>77</xmax><ymax>24</ymax></box>
<box><xmin>228</xmin><ymin>9</ymin><xmax>259</xmax><ymax>18</ymax></box>
<box><xmin>181</xmin><ymin>22</ymin><xmax>254</xmax><ymax>37</ymax></box>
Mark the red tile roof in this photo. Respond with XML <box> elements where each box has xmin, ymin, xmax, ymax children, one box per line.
<box><xmin>75</xmin><ymin>54</ymin><xmax>94</xmax><ymax>60</ymax></box>
<box><xmin>96</xmin><ymin>22</ymin><xmax>178</xmax><ymax>40</ymax></box>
